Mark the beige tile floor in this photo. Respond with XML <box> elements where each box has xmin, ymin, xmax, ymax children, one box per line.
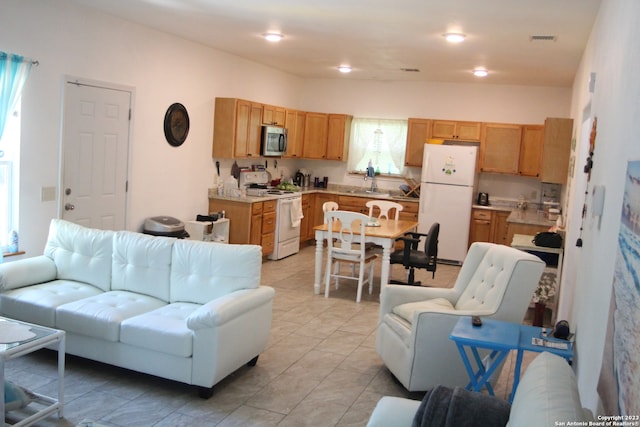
<box><xmin>5</xmin><ymin>244</ymin><xmax>541</xmax><ymax>427</ymax></box>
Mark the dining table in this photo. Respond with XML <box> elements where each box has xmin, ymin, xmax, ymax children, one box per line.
<box><xmin>312</xmin><ymin>217</ymin><xmax>419</xmax><ymax>295</ymax></box>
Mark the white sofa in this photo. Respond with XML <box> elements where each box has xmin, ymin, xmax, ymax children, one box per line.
<box><xmin>367</xmin><ymin>351</ymin><xmax>594</xmax><ymax>426</ymax></box>
<box><xmin>0</xmin><ymin>219</ymin><xmax>275</xmax><ymax>397</ymax></box>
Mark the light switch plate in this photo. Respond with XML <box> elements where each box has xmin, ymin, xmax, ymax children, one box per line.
<box><xmin>41</xmin><ymin>186</ymin><xmax>56</xmax><ymax>202</ymax></box>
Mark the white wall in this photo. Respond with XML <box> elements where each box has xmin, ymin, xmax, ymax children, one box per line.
<box><xmin>564</xmin><ymin>0</ymin><xmax>640</xmax><ymax>412</ymax></box>
<box><xmin>1</xmin><ymin>0</ymin><xmax>303</xmax><ymax>255</ymax></box>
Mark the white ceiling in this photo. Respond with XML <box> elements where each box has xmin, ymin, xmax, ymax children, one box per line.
<box><xmin>70</xmin><ymin>0</ymin><xmax>601</xmax><ymax>87</ymax></box>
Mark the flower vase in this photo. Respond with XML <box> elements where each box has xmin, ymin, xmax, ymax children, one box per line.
<box><xmin>533</xmin><ymin>302</ymin><xmax>546</xmax><ymax>327</ymax></box>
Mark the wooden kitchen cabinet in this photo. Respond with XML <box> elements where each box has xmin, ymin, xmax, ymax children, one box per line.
<box><xmin>302</xmin><ymin>112</ymin><xmax>329</xmax><ymax>159</ymax></box>
<box><xmin>261</xmin><ymin>200</ymin><xmax>277</xmax><ymax>255</ymax></box>
<box><xmin>263</xmin><ymin>104</ymin><xmax>286</xmax><ymax>126</ymax></box>
<box><xmin>540</xmin><ymin>118</ymin><xmax>573</xmax><ymax>184</ymax></box>
<box><xmin>479</xmin><ymin>123</ymin><xmax>522</xmax><ymax>174</ymax></box>
<box><xmin>284</xmin><ymin>109</ymin><xmax>306</xmax><ymax>158</ymax></box>
<box><xmin>208</xmin><ymin>198</ymin><xmax>275</xmax><ymax>256</ymax></box>
<box><xmin>299</xmin><ymin>194</ymin><xmax>315</xmax><ymax>242</ymax></box>
<box><xmin>313</xmin><ymin>193</ymin><xmax>339</xmax><ymax>228</ymax></box>
<box><xmin>432</xmin><ymin>120</ymin><xmax>481</xmax><ymax>141</ymax></box>
<box><xmin>469</xmin><ymin>208</ymin><xmax>511</xmax><ymax>246</ymax></box>
<box><xmin>326</xmin><ymin>114</ymin><xmax>352</xmax><ymax>161</ymax></box>
<box><xmin>213</xmin><ymin>98</ymin><xmax>263</xmax><ymax>158</ymax></box>
<box><xmin>405</xmin><ymin>118</ymin><xmax>432</xmax><ymax>167</ymax></box>
<box><xmin>519</xmin><ymin>125</ymin><xmax>544</xmax><ymax>177</ymax></box>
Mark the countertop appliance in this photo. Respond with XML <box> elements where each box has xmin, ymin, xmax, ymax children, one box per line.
<box><xmin>261</xmin><ymin>125</ymin><xmax>287</xmax><ymax>156</ymax></box>
<box><xmin>477</xmin><ymin>192</ymin><xmax>489</xmax><ymax>206</ymax></box>
<box><xmin>419</xmin><ymin>144</ymin><xmax>478</xmax><ymax>264</ymax></box>
<box><xmin>143</xmin><ymin>216</ymin><xmax>189</xmax><ymax>238</ymax></box>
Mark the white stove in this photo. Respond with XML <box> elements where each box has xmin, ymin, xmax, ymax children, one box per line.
<box><xmin>239</xmin><ymin>170</ymin><xmax>302</xmax><ymax>260</ymax></box>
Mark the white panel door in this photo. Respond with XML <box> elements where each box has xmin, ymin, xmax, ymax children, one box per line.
<box><xmin>62</xmin><ymin>82</ymin><xmax>131</xmax><ymax>230</ymax></box>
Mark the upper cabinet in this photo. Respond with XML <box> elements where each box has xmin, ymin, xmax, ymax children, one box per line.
<box><xmin>284</xmin><ymin>109</ymin><xmax>305</xmax><ymax>158</ymax></box>
<box><xmin>432</xmin><ymin>120</ymin><xmax>481</xmax><ymax>141</ymax></box>
<box><xmin>405</xmin><ymin>118</ymin><xmax>432</xmax><ymax>167</ymax></box>
<box><xmin>326</xmin><ymin>114</ymin><xmax>352</xmax><ymax>161</ymax></box>
<box><xmin>302</xmin><ymin>112</ymin><xmax>329</xmax><ymax>159</ymax></box>
<box><xmin>540</xmin><ymin>118</ymin><xmax>573</xmax><ymax>184</ymax></box>
<box><xmin>263</xmin><ymin>104</ymin><xmax>286</xmax><ymax>126</ymax></box>
<box><xmin>213</xmin><ymin>98</ymin><xmax>263</xmax><ymax>158</ymax></box>
<box><xmin>479</xmin><ymin>123</ymin><xmax>522</xmax><ymax>174</ymax></box>
<box><xmin>302</xmin><ymin>112</ymin><xmax>352</xmax><ymax>161</ymax></box>
<box><xmin>519</xmin><ymin>125</ymin><xmax>544</xmax><ymax>178</ymax></box>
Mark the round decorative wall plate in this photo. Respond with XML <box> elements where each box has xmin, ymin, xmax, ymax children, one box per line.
<box><xmin>164</xmin><ymin>103</ymin><xmax>190</xmax><ymax>147</ymax></box>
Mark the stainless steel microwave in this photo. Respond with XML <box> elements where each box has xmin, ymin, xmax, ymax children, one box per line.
<box><xmin>261</xmin><ymin>125</ymin><xmax>287</xmax><ymax>156</ymax></box>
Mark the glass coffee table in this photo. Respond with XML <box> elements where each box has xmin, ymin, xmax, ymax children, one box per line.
<box><xmin>0</xmin><ymin>317</ymin><xmax>65</xmax><ymax>426</ymax></box>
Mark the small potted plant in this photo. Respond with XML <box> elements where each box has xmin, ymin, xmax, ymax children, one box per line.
<box><xmin>532</xmin><ymin>271</ymin><xmax>557</xmax><ymax>326</ymax></box>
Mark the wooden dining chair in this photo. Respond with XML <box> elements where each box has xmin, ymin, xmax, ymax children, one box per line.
<box><xmin>323</xmin><ymin>210</ymin><xmax>377</xmax><ymax>303</ymax></box>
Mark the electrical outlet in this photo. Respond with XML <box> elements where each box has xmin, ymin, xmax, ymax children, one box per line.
<box><xmin>41</xmin><ymin>186</ymin><xmax>56</xmax><ymax>202</ymax></box>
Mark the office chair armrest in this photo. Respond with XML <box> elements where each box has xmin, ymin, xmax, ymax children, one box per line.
<box><xmin>394</xmin><ymin>235</ymin><xmax>420</xmax><ymax>254</ymax></box>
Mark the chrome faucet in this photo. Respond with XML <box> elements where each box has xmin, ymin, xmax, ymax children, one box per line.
<box><xmin>365</xmin><ymin>166</ymin><xmax>377</xmax><ymax>192</ymax></box>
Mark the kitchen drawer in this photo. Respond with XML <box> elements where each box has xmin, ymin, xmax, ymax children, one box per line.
<box><xmin>263</xmin><ymin>200</ymin><xmax>277</xmax><ymax>213</ymax></box>
<box><xmin>473</xmin><ymin>210</ymin><xmax>492</xmax><ymax>221</ymax></box>
<box><xmin>396</xmin><ymin>200</ymin><xmax>419</xmax><ymax>214</ymax></box>
<box><xmin>252</xmin><ymin>202</ymin><xmax>263</xmax><ymax>215</ymax></box>
<box><xmin>262</xmin><ymin>211</ymin><xmax>276</xmax><ymax>234</ymax></box>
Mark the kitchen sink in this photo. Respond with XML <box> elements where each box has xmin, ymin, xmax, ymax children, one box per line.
<box><xmin>345</xmin><ymin>189</ymin><xmax>391</xmax><ymax>198</ymax></box>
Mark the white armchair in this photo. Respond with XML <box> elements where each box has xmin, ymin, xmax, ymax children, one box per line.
<box><xmin>376</xmin><ymin>242</ymin><xmax>545</xmax><ymax>391</ymax></box>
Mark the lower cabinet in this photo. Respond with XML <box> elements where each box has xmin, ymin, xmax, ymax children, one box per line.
<box><xmin>469</xmin><ymin>209</ymin><xmax>511</xmax><ymax>246</ymax></box>
<box><xmin>209</xmin><ymin>198</ymin><xmax>276</xmax><ymax>256</ymax></box>
<box><xmin>300</xmin><ymin>194</ymin><xmax>315</xmax><ymax>243</ymax></box>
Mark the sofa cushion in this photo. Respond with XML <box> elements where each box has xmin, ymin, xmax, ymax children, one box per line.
<box><xmin>392</xmin><ymin>298</ymin><xmax>455</xmax><ymax>324</ymax></box>
<box><xmin>44</xmin><ymin>219</ymin><xmax>114</xmax><ymax>292</ymax></box>
<box><xmin>0</xmin><ymin>280</ymin><xmax>103</xmax><ymax>328</ymax></box>
<box><xmin>111</xmin><ymin>231</ymin><xmax>173</xmax><ymax>302</ymax></box>
<box><xmin>120</xmin><ymin>302</ymin><xmax>200</xmax><ymax>357</ymax></box>
<box><xmin>56</xmin><ymin>291</ymin><xmax>166</xmax><ymax>342</ymax></box>
<box><xmin>507</xmin><ymin>351</ymin><xmax>591</xmax><ymax>426</ymax></box>
<box><xmin>170</xmin><ymin>241</ymin><xmax>262</xmax><ymax>304</ymax></box>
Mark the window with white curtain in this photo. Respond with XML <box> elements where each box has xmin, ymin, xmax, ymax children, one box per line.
<box><xmin>0</xmin><ymin>103</ymin><xmax>20</xmax><ymax>252</ymax></box>
<box><xmin>347</xmin><ymin>118</ymin><xmax>408</xmax><ymax>176</ymax></box>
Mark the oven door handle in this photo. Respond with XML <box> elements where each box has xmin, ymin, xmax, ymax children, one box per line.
<box><xmin>280</xmin><ymin>198</ymin><xmax>301</xmax><ymax>204</ymax></box>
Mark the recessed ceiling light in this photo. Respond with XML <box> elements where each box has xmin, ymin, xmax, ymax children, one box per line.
<box><xmin>443</xmin><ymin>33</ymin><xmax>466</xmax><ymax>43</ymax></box>
<box><xmin>337</xmin><ymin>65</ymin><xmax>352</xmax><ymax>73</ymax></box>
<box><xmin>263</xmin><ymin>33</ymin><xmax>283</xmax><ymax>42</ymax></box>
<box><xmin>473</xmin><ymin>69</ymin><xmax>489</xmax><ymax>77</ymax></box>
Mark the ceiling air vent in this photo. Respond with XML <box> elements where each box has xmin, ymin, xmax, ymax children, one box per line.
<box><xmin>401</xmin><ymin>68</ymin><xmax>420</xmax><ymax>72</ymax></box>
<box><xmin>530</xmin><ymin>35</ymin><xmax>557</xmax><ymax>42</ymax></box>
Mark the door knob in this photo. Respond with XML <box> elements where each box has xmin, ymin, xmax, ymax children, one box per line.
<box><xmin>65</xmin><ymin>203</ymin><xmax>75</xmax><ymax>211</ymax></box>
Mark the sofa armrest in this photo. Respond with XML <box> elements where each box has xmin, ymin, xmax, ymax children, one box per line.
<box><xmin>0</xmin><ymin>256</ymin><xmax>57</xmax><ymax>291</ymax></box>
<box><xmin>366</xmin><ymin>396</ymin><xmax>420</xmax><ymax>427</ymax></box>
<box><xmin>186</xmin><ymin>286</ymin><xmax>275</xmax><ymax>330</ymax></box>
<box><xmin>380</xmin><ymin>284</ymin><xmax>460</xmax><ymax>317</ymax></box>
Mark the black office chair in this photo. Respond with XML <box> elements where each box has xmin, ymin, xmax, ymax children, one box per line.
<box><xmin>389</xmin><ymin>222</ymin><xmax>439</xmax><ymax>286</ymax></box>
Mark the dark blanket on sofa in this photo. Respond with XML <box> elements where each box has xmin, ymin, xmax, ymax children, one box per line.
<box><xmin>412</xmin><ymin>385</ymin><xmax>510</xmax><ymax>427</ymax></box>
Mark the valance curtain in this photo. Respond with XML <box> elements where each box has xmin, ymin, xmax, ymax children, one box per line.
<box><xmin>347</xmin><ymin>118</ymin><xmax>408</xmax><ymax>175</ymax></box>
<box><xmin>0</xmin><ymin>52</ymin><xmax>33</xmax><ymax>140</ymax></box>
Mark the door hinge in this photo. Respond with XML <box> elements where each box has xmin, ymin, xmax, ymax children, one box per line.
<box><xmin>125</xmin><ymin>181</ymin><xmax>128</xmax><ymax>192</ymax></box>
<box><xmin>129</xmin><ymin>108</ymin><xmax>132</xmax><ymax>120</ymax></box>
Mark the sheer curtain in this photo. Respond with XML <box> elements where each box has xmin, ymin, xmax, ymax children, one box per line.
<box><xmin>0</xmin><ymin>52</ymin><xmax>33</xmax><ymax>140</ymax></box>
<box><xmin>347</xmin><ymin>118</ymin><xmax>408</xmax><ymax>175</ymax></box>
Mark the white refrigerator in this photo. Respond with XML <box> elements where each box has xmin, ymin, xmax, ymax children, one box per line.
<box><xmin>419</xmin><ymin>144</ymin><xmax>478</xmax><ymax>264</ymax></box>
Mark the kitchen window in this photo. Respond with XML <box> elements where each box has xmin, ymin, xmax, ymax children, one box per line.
<box><xmin>347</xmin><ymin>118</ymin><xmax>408</xmax><ymax>176</ymax></box>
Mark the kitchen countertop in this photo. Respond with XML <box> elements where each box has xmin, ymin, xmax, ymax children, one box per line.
<box><xmin>208</xmin><ymin>185</ymin><xmax>421</xmax><ymax>204</ymax></box>
<box><xmin>506</xmin><ymin>208</ymin><xmax>557</xmax><ymax>227</ymax></box>
<box><xmin>471</xmin><ymin>204</ymin><xmax>513</xmax><ymax>212</ymax></box>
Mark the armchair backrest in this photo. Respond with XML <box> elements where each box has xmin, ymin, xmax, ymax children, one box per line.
<box><xmin>453</xmin><ymin>242</ymin><xmax>545</xmax><ymax>321</ymax></box>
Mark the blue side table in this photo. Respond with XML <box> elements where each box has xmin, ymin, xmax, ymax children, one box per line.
<box><xmin>449</xmin><ymin>317</ymin><xmax>520</xmax><ymax>396</ymax></box>
<box><xmin>512</xmin><ymin>324</ymin><xmax>573</xmax><ymax>401</ymax></box>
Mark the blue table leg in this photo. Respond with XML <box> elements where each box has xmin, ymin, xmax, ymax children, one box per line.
<box><xmin>455</xmin><ymin>343</ymin><xmax>509</xmax><ymax>396</ymax></box>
